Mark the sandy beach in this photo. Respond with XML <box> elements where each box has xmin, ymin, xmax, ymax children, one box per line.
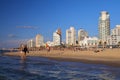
<box><xmin>4</xmin><ymin>48</ymin><xmax>120</xmax><ymax>67</ymax></box>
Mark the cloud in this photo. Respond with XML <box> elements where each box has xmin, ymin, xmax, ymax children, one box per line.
<box><xmin>7</xmin><ymin>39</ymin><xmax>29</xmax><ymax>45</ymax></box>
<box><xmin>16</xmin><ymin>26</ymin><xmax>38</xmax><ymax>29</ymax></box>
<box><xmin>8</xmin><ymin>34</ymin><xmax>17</xmax><ymax>38</ymax></box>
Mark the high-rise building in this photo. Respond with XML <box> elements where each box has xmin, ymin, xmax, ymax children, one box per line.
<box><xmin>27</xmin><ymin>39</ymin><xmax>35</xmax><ymax>48</ymax></box>
<box><xmin>78</xmin><ymin>29</ymin><xmax>88</xmax><ymax>42</ymax></box>
<box><xmin>66</xmin><ymin>27</ymin><xmax>76</xmax><ymax>45</ymax></box>
<box><xmin>98</xmin><ymin>11</ymin><xmax>110</xmax><ymax>43</ymax></box>
<box><xmin>107</xmin><ymin>25</ymin><xmax>120</xmax><ymax>45</ymax></box>
<box><xmin>53</xmin><ymin>29</ymin><xmax>62</xmax><ymax>46</ymax></box>
<box><xmin>112</xmin><ymin>25</ymin><xmax>120</xmax><ymax>35</ymax></box>
<box><xmin>36</xmin><ymin>34</ymin><xmax>44</xmax><ymax>47</ymax></box>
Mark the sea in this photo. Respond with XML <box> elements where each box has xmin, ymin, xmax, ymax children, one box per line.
<box><xmin>0</xmin><ymin>50</ymin><xmax>120</xmax><ymax>80</ymax></box>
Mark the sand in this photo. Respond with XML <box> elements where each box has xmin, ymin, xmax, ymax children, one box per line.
<box><xmin>3</xmin><ymin>48</ymin><xmax>120</xmax><ymax>67</ymax></box>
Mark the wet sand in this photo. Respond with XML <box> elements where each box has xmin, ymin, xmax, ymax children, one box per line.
<box><xmin>4</xmin><ymin>48</ymin><xmax>120</xmax><ymax>67</ymax></box>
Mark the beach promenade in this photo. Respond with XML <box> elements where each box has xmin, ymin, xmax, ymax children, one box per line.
<box><xmin>4</xmin><ymin>48</ymin><xmax>120</xmax><ymax>67</ymax></box>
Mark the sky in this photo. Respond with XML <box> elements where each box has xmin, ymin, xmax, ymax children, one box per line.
<box><xmin>0</xmin><ymin>0</ymin><xmax>120</xmax><ymax>48</ymax></box>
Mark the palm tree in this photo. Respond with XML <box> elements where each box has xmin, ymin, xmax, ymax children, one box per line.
<box><xmin>103</xmin><ymin>42</ymin><xmax>107</xmax><ymax>48</ymax></box>
<box><xmin>98</xmin><ymin>41</ymin><xmax>102</xmax><ymax>48</ymax></box>
<box><xmin>99</xmin><ymin>41</ymin><xmax>102</xmax><ymax>45</ymax></box>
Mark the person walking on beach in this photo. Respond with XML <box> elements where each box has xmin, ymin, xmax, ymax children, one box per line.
<box><xmin>20</xmin><ymin>45</ymin><xmax>29</xmax><ymax>60</ymax></box>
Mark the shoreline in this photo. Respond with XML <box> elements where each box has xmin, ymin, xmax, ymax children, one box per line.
<box><xmin>3</xmin><ymin>48</ymin><xmax>120</xmax><ymax>67</ymax></box>
<box><xmin>47</xmin><ymin>57</ymin><xmax>120</xmax><ymax>67</ymax></box>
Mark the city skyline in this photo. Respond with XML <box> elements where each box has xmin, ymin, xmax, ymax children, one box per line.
<box><xmin>1</xmin><ymin>0</ymin><xmax>120</xmax><ymax>48</ymax></box>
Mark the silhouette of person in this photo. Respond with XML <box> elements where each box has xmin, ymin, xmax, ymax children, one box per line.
<box><xmin>21</xmin><ymin>45</ymin><xmax>29</xmax><ymax>60</ymax></box>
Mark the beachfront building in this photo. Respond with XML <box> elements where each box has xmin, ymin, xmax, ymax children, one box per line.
<box><xmin>107</xmin><ymin>35</ymin><xmax>120</xmax><ymax>46</ymax></box>
<box><xmin>112</xmin><ymin>25</ymin><xmax>120</xmax><ymax>36</ymax></box>
<box><xmin>53</xmin><ymin>29</ymin><xmax>62</xmax><ymax>46</ymax></box>
<box><xmin>79</xmin><ymin>37</ymin><xmax>98</xmax><ymax>48</ymax></box>
<box><xmin>36</xmin><ymin>34</ymin><xmax>44</xmax><ymax>47</ymax></box>
<box><xmin>46</xmin><ymin>41</ymin><xmax>54</xmax><ymax>47</ymax></box>
<box><xmin>78</xmin><ymin>29</ymin><xmax>88</xmax><ymax>42</ymax></box>
<box><xmin>27</xmin><ymin>39</ymin><xmax>35</xmax><ymax>48</ymax></box>
<box><xmin>107</xmin><ymin>25</ymin><xmax>120</xmax><ymax>45</ymax></box>
<box><xmin>98</xmin><ymin>11</ymin><xmax>110</xmax><ymax>43</ymax></box>
<box><xmin>66</xmin><ymin>27</ymin><xmax>76</xmax><ymax>46</ymax></box>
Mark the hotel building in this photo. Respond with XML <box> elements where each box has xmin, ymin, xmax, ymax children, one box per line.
<box><xmin>107</xmin><ymin>25</ymin><xmax>120</xmax><ymax>45</ymax></box>
<box><xmin>66</xmin><ymin>27</ymin><xmax>76</xmax><ymax>45</ymax></box>
<box><xmin>78</xmin><ymin>29</ymin><xmax>88</xmax><ymax>41</ymax></box>
<box><xmin>36</xmin><ymin>34</ymin><xmax>44</xmax><ymax>47</ymax></box>
<box><xmin>98</xmin><ymin>11</ymin><xmax>110</xmax><ymax>43</ymax></box>
<box><xmin>53</xmin><ymin>29</ymin><xmax>62</xmax><ymax>46</ymax></box>
<box><xmin>27</xmin><ymin>39</ymin><xmax>35</xmax><ymax>48</ymax></box>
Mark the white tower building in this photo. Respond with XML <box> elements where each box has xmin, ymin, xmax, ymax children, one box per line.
<box><xmin>78</xmin><ymin>29</ymin><xmax>88</xmax><ymax>41</ymax></box>
<box><xmin>53</xmin><ymin>29</ymin><xmax>62</xmax><ymax>46</ymax></box>
<box><xmin>27</xmin><ymin>39</ymin><xmax>35</xmax><ymax>48</ymax></box>
<box><xmin>98</xmin><ymin>11</ymin><xmax>110</xmax><ymax>43</ymax></box>
<box><xmin>36</xmin><ymin>34</ymin><xmax>44</xmax><ymax>47</ymax></box>
<box><xmin>66</xmin><ymin>27</ymin><xmax>76</xmax><ymax>45</ymax></box>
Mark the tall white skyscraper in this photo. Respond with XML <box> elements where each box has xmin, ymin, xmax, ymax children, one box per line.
<box><xmin>66</xmin><ymin>27</ymin><xmax>76</xmax><ymax>45</ymax></box>
<box><xmin>78</xmin><ymin>29</ymin><xmax>88</xmax><ymax>41</ymax></box>
<box><xmin>53</xmin><ymin>29</ymin><xmax>62</xmax><ymax>46</ymax></box>
<box><xmin>98</xmin><ymin>11</ymin><xmax>110</xmax><ymax>42</ymax></box>
<box><xmin>27</xmin><ymin>39</ymin><xmax>35</xmax><ymax>48</ymax></box>
<box><xmin>36</xmin><ymin>34</ymin><xmax>44</xmax><ymax>47</ymax></box>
